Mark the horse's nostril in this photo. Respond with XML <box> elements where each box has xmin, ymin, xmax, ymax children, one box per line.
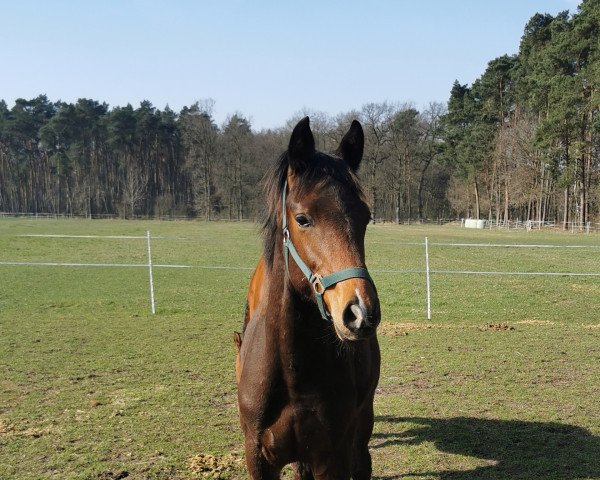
<box><xmin>343</xmin><ymin>302</ymin><xmax>356</xmax><ymax>325</ymax></box>
<box><xmin>342</xmin><ymin>298</ymin><xmax>381</xmax><ymax>336</ymax></box>
<box><xmin>343</xmin><ymin>301</ymin><xmax>367</xmax><ymax>331</ymax></box>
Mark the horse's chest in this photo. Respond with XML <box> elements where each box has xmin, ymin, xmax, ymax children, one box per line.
<box><xmin>280</xmin><ymin>353</ymin><xmax>372</xmax><ymax>433</ymax></box>
<box><xmin>282</xmin><ymin>347</ymin><xmax>375</xmax><ymax>399</ymax></box>
<box><xmin>284</xmin><ymin>349</ymin><xmax>342</xmax><ymax>382</ymax></box>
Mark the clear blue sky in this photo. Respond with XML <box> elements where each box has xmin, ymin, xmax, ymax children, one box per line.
<box><xmin>1</xmin><ymin>0</ymin><xmax>581</xmax><ymax>130</ymax></box>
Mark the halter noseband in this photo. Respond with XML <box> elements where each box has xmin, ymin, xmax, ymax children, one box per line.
<box><xmin>281</xmin><ymin>180</ymin><xmax>374</xmax><ymax>321</ymax></box>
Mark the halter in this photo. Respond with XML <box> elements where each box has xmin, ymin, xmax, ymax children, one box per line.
<box><xmin>281</xmin><ymin>180</ymin><xmax>374</xmax><ymax>321</ymax></box>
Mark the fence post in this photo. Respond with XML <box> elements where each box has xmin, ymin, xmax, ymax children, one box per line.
<box><xmin>425</xmin><ymin>237</ymin><xmax>431</xmax><ymax>321</ymax></box>
<box><xmin>147</xmin><ymin>230</ymin><xmax>156</xmax><ymax>315</ymax></box>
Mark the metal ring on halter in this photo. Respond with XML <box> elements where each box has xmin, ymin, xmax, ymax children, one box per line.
<box><xmin>311</xmin><ymin>274</ymin><xmax>325</xmax><ymax>295</ymax></box>
<box><xmin>283</xmin><ymin>228</ymin><xmax>290</xmax><ymax>243</ymax></box>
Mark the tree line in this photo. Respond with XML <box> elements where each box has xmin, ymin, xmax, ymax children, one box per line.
<box><xmin>445</xmin><ymin>0</ymin><xmax>600</xmax><ymax>227</ymax></box>
<box><xmin>0</xmin><ymin>95</ymin><xmax>449</xmax><ymax>222</ymax></box>
<box><xmin>1</xmin><ymin>1</ymin><xmax>598</xmax><ymax>226</ymax></box>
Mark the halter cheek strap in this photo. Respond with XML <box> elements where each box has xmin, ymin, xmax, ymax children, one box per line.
<box><xmin>281</xmin><ymin>181</ymin><xmax>374</xmax><ymax>321</ymax></box>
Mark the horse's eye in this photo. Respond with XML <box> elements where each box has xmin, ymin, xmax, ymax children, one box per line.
<box><xmin>295</xmin><ymin>214</ymin><xmax>311</xmax><ymax>228</ymax></box>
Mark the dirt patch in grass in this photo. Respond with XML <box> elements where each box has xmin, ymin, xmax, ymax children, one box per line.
<box><xmin>569</xmin><ymin>283</ymin><xmax>600</xmax><ymax>293</ymax></box>
<box><xmin>380</xmin><ymin>321</ymin><xmax>525</xmax><ymax>335</ymax></box>
<box><xmin>478</xmin><ymin>323</ymin><xmax>515</xmax><ymax>331</ymax></box>
<box><xmin>96</xmin><ymin>471</ymin><xmax>130</xmax><ymax>480</ymax></box>
<box><xmin>514</xmin><ymin>319</ymin><xmax>555</xmax><ymax>325</ymax></box>
<box><xmin>376</xmin><ymin>378</ymin><xmax>437</xmax><ymax>398</ymax></box>
<box><xmin>381</xmin><ymin>319</ymin><xmax>594</xmax><ymax>336</ymax></box>
<box><xmin>0</xmin><ymin>418</ymin><xmax>51</xmax><ymax>438</ymax></box>
<box><xmin>188</xmin><ymin>453</ymin><xmax>244</xmax><ymax>478</ymax></box>
<box><xmin>379</xmin><ymin>322</ymin><xmax>435</xmax><ymax>336</ymax></box>
<box><xmin>380</xmin><ymin>321</ymin><xmax>548</xmax><ymax>336</ymax></box>
<box><xmin>0</xmin><ymin>418</ymin><xmax>15</xmax><ymax>436</ymax></box>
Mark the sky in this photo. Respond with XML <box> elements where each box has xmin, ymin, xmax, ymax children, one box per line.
<box><xmin>0</xmin><ymin>0</ymin><xmax>582</xmax><ymax>131</ymax></box>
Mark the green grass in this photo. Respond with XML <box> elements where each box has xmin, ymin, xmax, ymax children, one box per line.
<box><xmin>1</xmin><ymin>219</ymin><xmax>599</xmax><ymax>479</ymax></box>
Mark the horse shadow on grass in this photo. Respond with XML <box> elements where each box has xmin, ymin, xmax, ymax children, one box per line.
<box><xmin>372</xmin><ymin>416</ymin><xmax>600</xmax><ymax>479</ymax></box>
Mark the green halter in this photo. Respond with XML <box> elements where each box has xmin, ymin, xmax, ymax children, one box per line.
<box><xmin>281</xmin><ymin>181</ymin><xmax>374</xmax><ymax>321</ymax></box>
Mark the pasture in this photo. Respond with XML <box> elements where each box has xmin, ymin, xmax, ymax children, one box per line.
<box><xmin>1</xmin><ymin>218</ymin><xmax>599</xmax><ymax>479</ymax></box>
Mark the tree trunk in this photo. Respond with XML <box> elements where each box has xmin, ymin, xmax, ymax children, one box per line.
<box><xmin>238</xmin><ymin>156</ymin><xmax>243</xmax><ymax>221</ymax></box>
<box><xmin>563</xmin><ymin>186</ymin><xmax>569</xmax><ymax>230</ymax></box>
<box><xmin>474</xmin><ymin>175</ymin><xmax>480</xmax><ymax>220</ymax></box>
<box><xmin>395</xmin><ymin>189</ymin><xmax>401</xmax><ymax>224</ymax></box>
<box><xmin>504</xmin><ymin>182</ymin><xmax>509</xmax><ymax>226</ymax></box>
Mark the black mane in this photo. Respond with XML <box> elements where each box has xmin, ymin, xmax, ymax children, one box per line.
<box><xmin>261</xmin><ymin>149</ymin><xmax>365</xmax><ymax>268</ymax></box>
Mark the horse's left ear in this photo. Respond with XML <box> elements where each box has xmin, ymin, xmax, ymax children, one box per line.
<box><xmin>288</xmin><ymin>116</ymin><xmax>315</xmax><ymax>174</ymax></box>
<box><xmin>337</xmin><ymin>120</ymin><xmax>364</xmax><ymax>171</ymax></box>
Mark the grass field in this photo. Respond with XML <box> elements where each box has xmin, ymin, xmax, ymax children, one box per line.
<box><xmin>1</xmin><ymin>218</ymin><xmax>599</xmax><ymax>479</ymax></box>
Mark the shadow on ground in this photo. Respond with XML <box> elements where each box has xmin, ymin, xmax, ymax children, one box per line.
<box><xmin>372</xmin><ymin>416</ymin><xmax>600</xmax><ymax>479</ymax></box>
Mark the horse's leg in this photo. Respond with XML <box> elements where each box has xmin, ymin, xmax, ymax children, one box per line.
<box><xmin>350</xmin><ymin>405</ymin><xmax>375</xmax><ymax>480</ymax></box>
<box><xmin>351</xmin><ymin>448</ymin><xmax>372</xmax><ymax>480</ymax></box>
<box><xmin>310</xmin><ymin>464</ymin><xmax>351</xmax><ymax>480</ymax></box>
<box><xmin>308</xmin><ymin>450</ymin><xmax>352</xmax><ymax>480</ymax></box>
<box><xmin>244</xmin><ymin>437</ymin><xmax>281</xmax><ymax>480</ymax></box>
<box><xmin>292</xmin><ymin>462</ymin><xmax>314</xmax><ymax>480</ymax></box>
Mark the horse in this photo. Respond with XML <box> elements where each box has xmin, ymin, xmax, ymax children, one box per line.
<box><xmin>235</xmin><ymin>117</ymin><xmax>381</xmax><ymax>480</ymax></box>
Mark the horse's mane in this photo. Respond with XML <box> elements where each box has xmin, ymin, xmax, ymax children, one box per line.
<box><xmin>261</xmin><ymin>150</ymin><xmax>366</xmax><ymax>268</ymax></box>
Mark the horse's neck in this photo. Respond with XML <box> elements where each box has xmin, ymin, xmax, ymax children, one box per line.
<box><xmin>262</xmin><ymin>262</ymin><xmax>332</xmax><ymax>350</ymax></box>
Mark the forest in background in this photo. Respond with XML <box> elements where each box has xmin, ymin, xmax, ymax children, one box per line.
<box><xmin>1</xmin><ymin>1</ymin><xmax>599</xmax><ymax>226</ymax></box>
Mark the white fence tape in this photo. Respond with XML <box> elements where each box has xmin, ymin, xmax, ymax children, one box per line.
<box><xmin>0</xmin><ymin>261</ymin><xmax>190</xmax><ymax>268</ymax></box>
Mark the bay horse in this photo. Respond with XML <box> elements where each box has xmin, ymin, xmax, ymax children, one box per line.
<box><xmin>235</xmin><ymin>117</ymin><xmax>381</xmax><ymax>480</ymax></box>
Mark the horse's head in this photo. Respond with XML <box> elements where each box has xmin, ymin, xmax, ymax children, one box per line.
<box><xmin>276</xmin><ymin>117</ymin><xmax>380</xmax><ymax>341</ymax></box>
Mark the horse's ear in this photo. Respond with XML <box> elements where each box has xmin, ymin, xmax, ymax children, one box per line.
<box><xmin>337</xmin><ymin>120</ymin><xmax>364</xmax><ymax>171</ymax></box>
<box><xmin>288</xmin><ymin>116</ymin><xmax>315</xmax><ymax>174</ymax></box>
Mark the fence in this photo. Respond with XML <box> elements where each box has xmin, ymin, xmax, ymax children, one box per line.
<box><xmin>0</xmin><ymin>211</ymin><xmax>193</xmax><ymax>221</ymax></box>
<box><xmin>5</xmin><ymin>211</ymin><xmax>600</xmax><ymax>233</ymax></box>
<box><xmin>418</xmin><ymin>237</ymin><xmax>600</xmax><ymax>321</ymax></box>
<box><xmin>462</xmin><ymin>218</ymin><xmax>600</xmax><ymax>233</ymax></box>
<box><xmin>0</xmin><ymin>211</ymin><xmax>262</xmax><ymax>222</ymax></box>
<box><xmin>3</xmin><ymin>227</ymin><xmax>599</xmax><ymax>321</ymax></box>
<box><xmin>0</xmin><ymin>232</ymin><xmax>191</xmax><ymax>314</ymax></box>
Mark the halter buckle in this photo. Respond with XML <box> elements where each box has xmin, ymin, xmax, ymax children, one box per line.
<box><xmin>282</xmin><ymin>227</ymin><xmax>290</xmax><ymax>243</ymax></box>
<box><xmin>311</xmin><ymin>274</ymin><xmax>325</xmax><ymax>295</ymax></box>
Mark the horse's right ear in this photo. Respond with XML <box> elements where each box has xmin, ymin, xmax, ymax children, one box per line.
<box><xmin>288</xmin><ymin>116</ymin><xmax>315</xmax><ymax>174</ymax></box>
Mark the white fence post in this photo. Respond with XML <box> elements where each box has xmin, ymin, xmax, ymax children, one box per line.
<box><xmin>425</xmin><ymin>237</ymin><xmax>431</xmax><ymax>321</ymax></box>
<box><xmin>147</xmin><ymin>230</ymin><xmax>156</xmax><ymax>315</ymax></box>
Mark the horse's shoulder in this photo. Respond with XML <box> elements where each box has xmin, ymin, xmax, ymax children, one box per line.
<box><xmin>246</xmin><ymin>256</ymin><xmax>266</xmax><ymax>328</ymax></box>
